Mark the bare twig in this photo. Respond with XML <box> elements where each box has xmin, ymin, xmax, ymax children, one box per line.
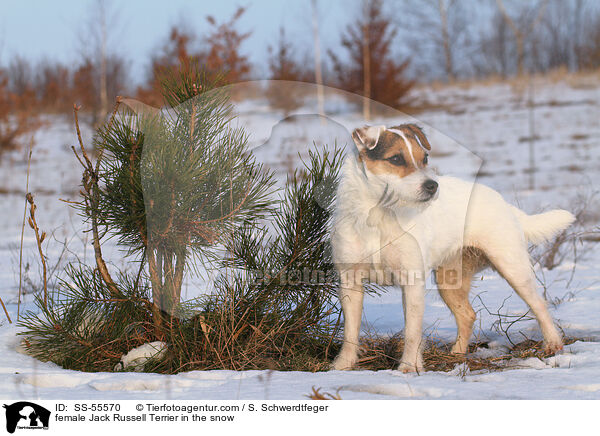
<box><xmin>72</xmin><ymin>99</ymin><xmax>123</xmax><ymax>299</ymax></box>
<box><xmin>18</xmin><ymin>140</ymin><xmax>33</xmax><ymax>319</ymax></box>
<box><xmin>26</xmin><ymin>193</ymin><xmax>48</xmax><ymax>307</ymax></box>
<box><xmin>0</xmin><ymin>295</ymin><xmax>10</xmax><ymax>323</ymax></box>
<box><xmin>475</xmin><ymin>294</ymin><xmax>534</xmax><ymax>346</ymax></box>
<box><xmin>307</xmin><ymin>386</ymin><xmax>342</xmax><ymax>400</ymax></box>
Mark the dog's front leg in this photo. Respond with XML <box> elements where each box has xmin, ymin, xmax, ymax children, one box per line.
<box><xmin>331</xmin><ymin>265</ymin><xmax>365</xmax><ymax>370</ymax></box>
<box><xmin>398</xmin><ymin>282</ymin><xmax>425</xmax><ymax>373</ymax></box>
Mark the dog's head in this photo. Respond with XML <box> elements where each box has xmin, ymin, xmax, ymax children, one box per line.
<box><xmin>352</xmin><ymin>124</ymin><xmax>438</xmax><ymax>206</ymax></box>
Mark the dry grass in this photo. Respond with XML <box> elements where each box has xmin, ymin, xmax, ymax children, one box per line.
<box><xmin>354</xmin><ymin>334</ymin><xmax>582</xmax><ymax>373</ymax></box>
<box><xmin>419</xmin><ymin>68</ymin><xmax>600</xmax><ymax>94</ymax></box>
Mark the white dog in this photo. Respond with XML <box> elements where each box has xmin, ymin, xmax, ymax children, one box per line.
<box><xmin>331</xmin><ymin>124</ymin><xmax>575</xmax><ymax>373</ymax></box>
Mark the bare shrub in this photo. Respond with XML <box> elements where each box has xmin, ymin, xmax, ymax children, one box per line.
<box><xmin>203</xmin><ymin>6</ymin><xmax>251</xmax><ymax>84</ymax></box>
<box><xmin>137</xmin><ymin>8</ymin><xmax>251</xmax><ymax>106</ymax></box>
<box><xmin>0</xmin><ymin>70</ymin><xmax>41</xmax><ymax>156</ymax></box>
<box><xmin>532</xmin><ymin>193</ymin><xmax>599</xmax><ymax>271</ymax></box>
<box><xmin>266</xmin><ymin>27</ymin><xmax>311</xmax><ymax>115</ymax></box>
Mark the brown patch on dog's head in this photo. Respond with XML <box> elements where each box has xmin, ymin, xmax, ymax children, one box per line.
<box><xmin>401</xmin><ymin>124</ymin><xmax>431</xmax><ymax>151</ymax></box>
<box><xmin>352</xmin><ymin>124</ymin><xmax>431</xmax><ymax>178</ymax></box>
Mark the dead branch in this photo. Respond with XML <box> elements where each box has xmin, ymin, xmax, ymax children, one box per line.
<box><xmin>18</xmin><ymin>141</ymin><xmax>33</xmax><ymax>319</ymax></box>
<box><xmin>307</xmin><ymin>386</ymin><xmax>342</xmax><ymax>400</ymax></box>
<box><xmin>475</xmin><ymin>294</ymin><xmax>534</xmax><ymax>346</ymax></box>
<box><xmin>72</xmin><ymin>98</ymin><xmax>123</xmax><ymax>299</ymax></box>
<box><xmin>0</xmin><ymin>295</ymin><xmax>10</xmax><ymax>323</ymax></box>
<box><xmin>26</xmin><ymin>193</ymin><xmax>48</xmax><ymax>307</ymax></box>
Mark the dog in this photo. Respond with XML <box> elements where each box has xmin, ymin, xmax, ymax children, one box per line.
<box><xmin>331</xmin><ymin>124</ymin><xmax>575</xmax><ymax>373</ymax></box>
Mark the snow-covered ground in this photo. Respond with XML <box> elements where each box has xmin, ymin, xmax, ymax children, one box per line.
<box><xmin>1</xmin><ymin>76</ymin><xmax>599</xmax><ymax>400</ymax></box>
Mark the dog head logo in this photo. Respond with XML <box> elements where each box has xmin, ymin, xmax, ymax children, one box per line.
<box><xmin>3</xmin><ymin>402</ymin><xmax>50</xmax><ymax>434</ymax></box>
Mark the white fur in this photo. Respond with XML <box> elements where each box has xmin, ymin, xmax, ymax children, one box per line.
<box><xmin>114</xmin><ymin>341</ymin><xmax>167</xmax><ymax>372</ymax></box>
<box><xmin>355</xmin><ymin>125</ymin><xmax>386</xmax><ymax>150</ymax></box>
<box><xmin>331</xmin><ymin>150</ymin><xmax>575</xmax><ymax>373</ymax></box>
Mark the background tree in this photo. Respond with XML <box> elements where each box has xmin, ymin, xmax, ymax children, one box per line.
<box><xmin>579</xmin><ymin>6</ymin><xmax>600</xmax><ymax>70</ymax></box>
<box><xmin>311</xmin><ymin>0</ymin><xmax>325</xmax><ymax>117</ymax></box>
<box><xmin>203</xmin><ymin>6</ymin><xmax>251</xmax><ymax>83</ymax></box>
<box><xmin>72</xmin><ymin>61</ymin><xmax>97</xmax><ymax>113</ymax></box>
<box><xmin>0</xmin><ymin>69</ymin><xmax>40</xmax><ymax>154</ymax></box>
<box><xmin>361</xmin><ymin>0</ymin><xmax>372</xmax><ymax>119</ymax></box>
<box><xmin>71</xmin><ymin>56</ymin><xmax>128</xmax><ymax>121</ymax></box>
<box><xmin>495</xmin><ymin>0</ymin><xmax>548</xmax><ymax>76</ymax></box>
<box><xmin>136</xmin><ymin>26</ymin><xmax>200</xmax><ymax>107</ymax></box>
<box><xmin>328</xmin><ymin>0</ymin><xmax>415</xmax><ymax>110</ymax></box>
<box><xmin>266</xmin><ymin>27</ymin><xmax>311</xmax><ymax>115</ymax></box>
<box><xmin>474</xmin><ymin>10</ymin><xmax>513</xmax><ymax>78</ymax></box>
<box><xmin>531</xmin><ymin>0</ymin><xmax>590</xmax><ymax>72</ymax></box>
<box><xmin>36</xmin><ymin>61</ymin><xmax>72</xmax><ymax>113</ymax></box>
<box><xmin>138</xmin><ymin>7</ymin><xmax>250</xmax><ymax>107</ymax></box>
<box><xmin>571</xmin><ymin>0</ymin><xmax>587</xmax><ymax>70</ymax></box>
<box><xmin>404</xmin><ymin>0</ymin><xmax>470</xmax><ymax>82</ymax></box>
<box><xmin>7</xmin><ymin>56</ymin><xmax>35</xmax><ymax>97</ymax></box>
<box><xmin>76</xmin><ymin>0</ymin><xmax>128</xmax><ymax>123</ymax></box>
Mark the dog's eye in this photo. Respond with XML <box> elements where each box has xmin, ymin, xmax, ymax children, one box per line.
<box><xmin>387</xmin><ymin>154</ymin><xmax>405</xmax><ymax>166</ymax></box>
<box><xmin>423</xmin><ymin>154</ymin><xmax>428</xmax><ymax>165</ymax></box>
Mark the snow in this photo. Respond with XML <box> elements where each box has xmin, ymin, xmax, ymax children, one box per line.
<box><xmin>1</xmin><ymin>77</ymin><xmax>599</xmax><ymax>400</ymax></box>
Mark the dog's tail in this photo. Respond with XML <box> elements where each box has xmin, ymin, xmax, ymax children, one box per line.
<box><xmin>512</xmin><ymin>207</ymin><xmax>576</xmax><ymax>245</ymax></box>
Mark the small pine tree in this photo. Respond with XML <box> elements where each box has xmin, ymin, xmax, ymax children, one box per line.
<box><xmin>19</xmin><ymin>66</ymin><xmax>345</xmax><ymax>372</ymax></box>
<box><xmin>94</xmin><ymin>67</ymin><xmax>274</xmax><ymax>327</ymax></box>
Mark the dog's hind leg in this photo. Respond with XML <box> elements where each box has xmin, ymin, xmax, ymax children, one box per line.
<box><xmin>436</xmin><ymin>249</ymin><xmax>486</xmax><ymax>354</ymax></box>
<box><xmin>482</xmin><ymin>241</ymin><xmax>563</xmax><ymax>354</ymax></box>
<box><xmin>331</xmin><ymin>264</ymin><xmax>366</xmax><ymax>370</ymax></box>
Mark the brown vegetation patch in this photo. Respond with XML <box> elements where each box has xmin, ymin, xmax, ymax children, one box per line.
<box><xmin>355</xmin><ymin>334</ymin><xmax>583</xmax><ymax>373</ymax></box>
<box><xmin>571</xmin><ymin>134</ymin><xmax>589</xmax><ymax>141</ymax></box>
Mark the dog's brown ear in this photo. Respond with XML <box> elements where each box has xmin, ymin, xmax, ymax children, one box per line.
<box><xmin>352</xmin><ymin>125</ymin><xmax>386</xmax><ymax>151</ymax></box>
<box><xmin>406</xmin><ymin>124</ymin><xmax>431</xmax><ymax>151</ymax></box>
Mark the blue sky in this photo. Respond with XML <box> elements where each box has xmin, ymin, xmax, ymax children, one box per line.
<box><xmin>0</xmin><ymin>0</ymin><xmax>352</xmax><ymax>83</ymax></box>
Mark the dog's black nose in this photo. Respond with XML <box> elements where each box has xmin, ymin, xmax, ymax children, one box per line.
<box><xmin>423</xmin><ymin>179</ymin><xmax>438</xmax><ymax>195</ymax></box>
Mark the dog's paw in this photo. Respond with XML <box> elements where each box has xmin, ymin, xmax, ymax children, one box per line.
<box><xmin>397</xmin><ymin>361</ymin><xmax>424</xmax><ymax>374</ymax></box>
<box><xmin>544</xmin><ymin>338</ymin><xmax>564</xmax><ymax>355</ymax></box>
<box><xmin>450</xmin><ymin>342</ymin><xmax>468</xmax><ymax>355</ymax></box>
<box><xmin>331</xmin><ymin>354</ymin><xmax>357</xmax><ymax>371</ymax></box>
